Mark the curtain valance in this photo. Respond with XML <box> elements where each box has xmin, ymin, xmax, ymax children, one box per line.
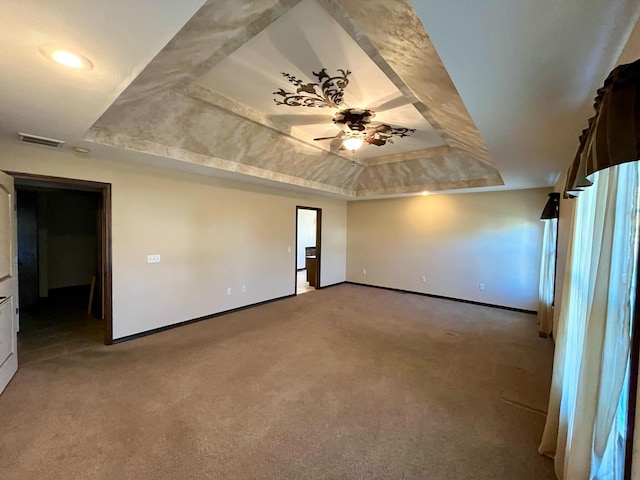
<box><xmin>565</xmin><ymin>58</ymin><xmax>640</xmax><ymax>196</ymax></box>
<box><xmin>541</xmin><ymin>192</ymin><xmax>560</xmax><ymax>219</ymax></box>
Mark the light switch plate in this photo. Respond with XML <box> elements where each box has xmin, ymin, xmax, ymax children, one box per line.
<box><xmin>147</xmin><ymin>254</ymin><xmax>161</xmax><ymax>263</ymax></box>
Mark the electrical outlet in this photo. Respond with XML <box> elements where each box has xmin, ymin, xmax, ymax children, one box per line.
<box><xmin>287</xmin><ymin>246</ymin><xmax>291</xmax><ymax>253</ymax></box>
<box><xmin>421</xmin><ymin>276</ymin><xmax>426</xmax><ymax>283</ymax></box>
<box><xmin>226</xmin><ymin>288</ymin><xmax>232</xmax><ymax>296</ymax></box>
<box><xmin>242</xmin><ymin>285</ymin><xmax>246</xmax><ymax>293</ymax></box>
<box><xmin>147</xmin><ymin>254</ymin><xmax>160</xmax><ymax>263</ymax></box>
<box><xmin>479</xmin><ymin>283</ymin><xmax>485</xmax><ymax>290</ymax></box>
<box><xmin>362</xmin><ymin>269</ymin><xmax>367</xmax><ymax>275</ymax></box>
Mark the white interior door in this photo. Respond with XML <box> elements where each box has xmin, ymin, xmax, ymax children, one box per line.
<box><xmin>0</xmin><ymin>171</ymin><xmax>17</xmax><ymax>395</ymax></box>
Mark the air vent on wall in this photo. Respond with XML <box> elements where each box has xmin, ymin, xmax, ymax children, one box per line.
<box><xmin>18</xmin><ymin>132</ymin><xmax>65</xmax><ymax>148</ymax></box>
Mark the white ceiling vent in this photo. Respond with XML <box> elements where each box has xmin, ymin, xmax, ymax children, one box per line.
<box><xmin>18</xmin><ymin>132</ymin><xmax>65</xmax><ymax>148</ymax></box>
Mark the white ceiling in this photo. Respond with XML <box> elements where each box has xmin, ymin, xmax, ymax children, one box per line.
<box><xmin>413</xmin><ymin>0</ymin><xmax>640</xmax><ymax>191</ymax></box>
<box><xmin>0</xmin><ymin>0</ymin><xmax>206</xmax><ymax>142</ymax></box>
<box><xmin>0</xmin><ymin>0</ymin><xmax>639</xmax><ymax>197</ymax></box>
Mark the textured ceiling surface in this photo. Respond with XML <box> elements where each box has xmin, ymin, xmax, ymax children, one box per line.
<box><xmin>87</xmin><ymin>0</ymin><xmax>503</xmax><ymax>197</ymax></box>
<box><xmin>2</xmin><ymin>0</ymin><xmax>639</xmax><ymax>200</ymax></box>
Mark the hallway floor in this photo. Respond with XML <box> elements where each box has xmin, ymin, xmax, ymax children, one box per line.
<box><xmin>296</xmin><ymin>269</ymin><xmax>314</xmax><ymax>294</ymax></box>
<box><xmin>17</xmin><ymin>286</ymin><xmax>104</xmax><ymax>365</ymax></box>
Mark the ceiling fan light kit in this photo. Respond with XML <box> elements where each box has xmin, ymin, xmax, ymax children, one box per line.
<box><xmin>274</xmin><ymin>68</ymin><xmax>416</xmax><ymax>153</ymax></box>
<box><xmin>343</xmin><ymin>137</ymin><xmax>364</xmax><ymax>151</ymax></box>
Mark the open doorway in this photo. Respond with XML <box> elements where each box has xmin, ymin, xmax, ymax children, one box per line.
<box><xmin>9</xmin><ymin>173</ymin><xmax>112</xmax><ymax>359</ymax></box>
<box><xmin>295</xmin><ymin>206</ymin><xmax>321</xmax><ymax>295</ymax></box>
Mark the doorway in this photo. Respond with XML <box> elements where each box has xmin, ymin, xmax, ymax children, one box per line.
<box><xmin>295</xmin><ymin>206</ymin><xmax>321</xmax><ymax>295</ymax></box>
<box><xmin>9</xmin><ymin>173</ymin><xmax>112</xmax><ymax>351</ymax></box>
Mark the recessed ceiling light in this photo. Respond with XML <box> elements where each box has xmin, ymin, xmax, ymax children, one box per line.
<box><xmin>40</xmin><ymin>45</ymin><xmax>93</xmax><ymax>70</ymax></box>
<box><xmin>421</xmin><ymin>191</ymin><xmax>429</xmax><ymax>196</ymax></box>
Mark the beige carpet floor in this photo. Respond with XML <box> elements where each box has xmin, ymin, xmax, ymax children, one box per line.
<box><xmin>0</xmin><ymin>284</ymin><xmax>555</xmax><ymax>479</ymax></box>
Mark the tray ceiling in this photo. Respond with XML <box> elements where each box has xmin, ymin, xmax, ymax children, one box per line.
<box><xmin>192</xmin><ymin>0</ymin><xmax>446</xmax><ymax>161</ymax></box>
<box><xmin>86</xmin><ymin>0</ymin><xmax>503</xmax><ymax>197</ymax></box>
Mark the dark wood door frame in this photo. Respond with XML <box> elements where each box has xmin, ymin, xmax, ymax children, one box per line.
<box><xmin>5</xmin><ymin>171</ymin><xmax>113</xmax><ymax>345</ymax></box>
<box><xmin>295</xmin><ymin>206</ymin><xmax>322</xmax><ymax>294</ymax></box>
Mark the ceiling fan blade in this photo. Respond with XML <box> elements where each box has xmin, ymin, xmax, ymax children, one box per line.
<box><xmin>368</xmin><ymin>94</ymin><xmax>411</xmax><ymax>113</ymax></box>
<box><xmin>314</xmin><ymin>134</ymin><xmax>343</xmax><ymax>141</ymax></box>
<box><xmin>367</xmin><ymin>94</ymin><xmax>410</xmax><ymax>113</ymax></box>
<box><xmin>270</xmin><ymin>113</ymin><xmax>334</xmax><ymax>126</ymax></box>
<box><xmin>364</xmin><ymin>137</ymin><xmax>386</xmax><ymax>146</ymax></box>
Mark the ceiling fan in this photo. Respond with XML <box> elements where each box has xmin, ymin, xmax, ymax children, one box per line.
<box><xmin>312</xmin><ymin>107</ymin><xmax>415</xmax><ymax>151</ymax></box>
<box><xmin>272</xmin><ymin>68</ymin><xmax>416</xmax><ymax>151</ymax></box>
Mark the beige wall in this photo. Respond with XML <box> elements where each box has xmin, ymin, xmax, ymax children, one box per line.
<box><xmin>0</xmin><ymin>144</ymin><xmax>346</xmax><ymax>339</ymax></box>
<box><xmin>346</xmin><ymin>188</ymin><xmax>550</xmax><ymax>311</ymax></box>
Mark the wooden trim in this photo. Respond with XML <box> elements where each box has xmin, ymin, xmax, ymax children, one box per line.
<box><xmin>102</xmin><ymin>184</ymin><xmax>113</xmax><ymax>345</ymax></box>
<box><xmin>345</xmin><ymin>281</ymin><xmax>538</xmax><ymax>315</ymax></box>
<box><xmin>316</xmin><ymin>281</ymin><xmax>345</xmax><ymax>290</ymax></box>
<box><xmin>295</xmin><ymin>206</ymin><xmax>322</xmax><ymax>292</ymax></box>
<box><xmin>6</xmin><ymin>171</ymin><xmax>111</xmax><ymax>190</ymax></box>
<box><xmin>294</xmin><ymin>208</ymin><xmax>299</xmax><ymax>294</ymax></box>
<box><xmin>112</xmin><ymin>293</ymin><xmax>296</xmax><ymax>344</ymax></box>
<box><xmin>316</xmin><ymin>208</ymin><xmax>322</xmax><ymax>288</ymax></box>
<box><xmin>7</xmin><ymin>171</ymin><xmax>113</xmax><ymax>345</ymax></box>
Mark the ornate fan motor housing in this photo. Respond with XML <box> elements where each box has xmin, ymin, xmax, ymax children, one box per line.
<box><xmin>333</xmin><ymin>108</ymin><xmax>375</xmax><ymax>131</ymax></box>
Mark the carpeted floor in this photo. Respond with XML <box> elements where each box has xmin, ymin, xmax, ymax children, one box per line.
<box><xmin>0</xmin><ymin>284</ymin><xmax>555</xmax><ymax>479</ymax></box>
